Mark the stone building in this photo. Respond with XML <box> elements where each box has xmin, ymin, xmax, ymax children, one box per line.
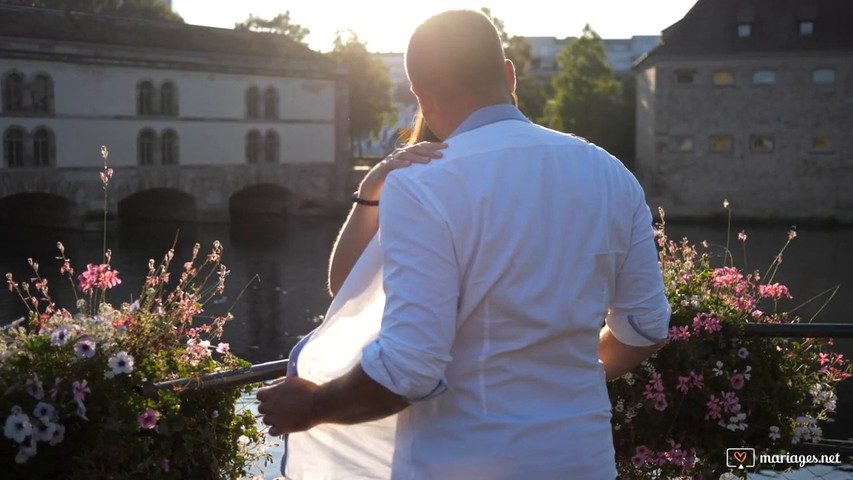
<box><xmin>0</xmin><ymin>5</ymin><xmax>348</xmax><ymax>225</ymax></box>
<box><xmin>633</xmin><ymin>0</ymin><xmax>853</xmax><ymax>222</ymax></box>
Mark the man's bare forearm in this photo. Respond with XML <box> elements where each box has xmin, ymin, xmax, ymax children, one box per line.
<box><xmin>312</xmin><ymin>364</ymin><xmax>409</xmax><ymax>425</ymax></box>
<box><xmin>599</xmin><ymin>326</ymin><xmax>666</xmax><ymax>381</ymax></box>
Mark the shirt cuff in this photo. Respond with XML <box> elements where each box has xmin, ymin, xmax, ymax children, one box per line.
<box><xmin>361</xmin><ymin>339</ymin><xmax>448</xmax><ymax>403</ymax></box>
<box><xmin>606</xmin><ymin>305</ymin><xmax>671</xmax><ymax>347</ymax></box>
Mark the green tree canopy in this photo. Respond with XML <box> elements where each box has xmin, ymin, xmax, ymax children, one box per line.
<box><xmin>550</xmin><ymin>24</ymin><xmax>634</xmax><ymax>162</ymax></box>
<box><xmin>234</xmin><ymin>11</ymin><xmax>310</xmax><ymax>44</ymax></box>
<box><xmin>7</xmin><ymin>0</ymin><xmax>182</xmax><ymax>21</ymax></box>
<box><xmin>480</xmin><ymin>7</ymin><xmax>547</xmax><ymax>121</ymax></box>
<box><xmin>328</xmin><ymin>31</ymin><xmax>396</xmax><ymax>157</ymax></box>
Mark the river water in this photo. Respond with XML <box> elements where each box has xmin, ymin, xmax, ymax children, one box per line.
<box><xmin>1</xmin><ymin>217</ymin><xmax>852</xmax><ymax>477</ymax></box>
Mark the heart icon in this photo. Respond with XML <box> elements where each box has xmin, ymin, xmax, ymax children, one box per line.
<box><xmin>733</xmin><ymin>451</ymin><xmax>747</xmax><ymax>464</ymax></box>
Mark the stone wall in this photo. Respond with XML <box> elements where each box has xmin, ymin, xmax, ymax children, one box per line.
<box><xmin>634</xmin><ymin>53</ymin><xmax>853</xmax><ymax>222</ymax></box>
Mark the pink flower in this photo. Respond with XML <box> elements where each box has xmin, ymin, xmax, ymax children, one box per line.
<box><xmin>759</xmin><ymin>283</ymin><xmax>792</xmax><ymax>300</ymax></box>
<box><xmin>98</xmin><ymin>269</ymin><xmax>121</xmax><ymax>290</ymax></box>
<box><xmin>215</xmin><ymin>342</ymin><xmax>230</xmax><ymax>354</ymax></box>
<box><xmin>738</xmin><ymin>231</ymin><xmax>747</xmax><ymax>242</ymax></box>
<box><xmin>72</xmin><ymin>379</ymin><xmax>90</xmax><ymax>402</ymax></box>
<box><xmin>668</xmin><ymin>325</ymin><xmax>691</xmax><ymax>341</ymax></box>
<box><xmin>677</xmin><ymin>376</ymin><xmax>690</xmax><ymax>393</ymax></box>
<box><xmin>730</xmin><ymin>373</ymin><xmax>745</xmax><ymax>390</ymax></box>
<box><xmin>138</xmin><ymin>408</ymin><xmax>159</xmax><ymax>430</ymax></box>
<box><xmin>703</xmin><ymin>316</ymin><xmax>722</xmax><ymax>333</ymax></box>
<box><xmin>654</xmin><ymin>397</ymin><xmax>668</xmax><ymax>411</ymax></box>
<box><xmin>690</xmin><ymin>371</ymin><xmax>704</xmax><ymax>389</ymax></box>
<box><xmin>78</xmin><ymin>264</ymin><xmax>102</xmax><ymax>294</ymax></box>
<box><xmin>706</xmin><ymin>395</ymin><xmax>722</xmax><ymax>420</ymax></box>
<box><xmin>631</xmin><ymin>454</ymin><xmax>645</xmax><ymax>467</ymax></box>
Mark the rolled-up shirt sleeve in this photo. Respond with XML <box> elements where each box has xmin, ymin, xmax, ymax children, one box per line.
<box><xmin>605</xmin><ymin>200</ymin><xmax>671</xmax><ymax>346</ymax></box>
<box><xmin>361</xmin><ymin>172</ymin><xmax>459</xmax><ymax>402</ymax></box>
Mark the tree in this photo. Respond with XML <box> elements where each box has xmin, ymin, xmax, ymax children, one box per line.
<box><xmin>550</xmin><ymin>25</ymin><xmax>634</xmax><ymax>162</ymax></box>
<box><xmin>234</xmin><ymin>11</ymin><xmax>310</xmax><ymax>45</ymax></box>
<box><xmin>328</xmin><ymin>31</ymin><xmax>396</xmax><ymax>158</ymax></box>
<box><xmin>7</xmin><ymin>0</ymin><xmax>182</xmax><ymax>21</ymax></box>
<box><xmin>480</xmin><ymin>7</ymin><xmax>547</xmax><ymax>121</ymax></box>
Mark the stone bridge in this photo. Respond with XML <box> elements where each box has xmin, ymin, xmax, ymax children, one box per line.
<box><xmin>0</xmin><ymin>163</ymin><xmax>349</xmax><ymax>228</ymax></box>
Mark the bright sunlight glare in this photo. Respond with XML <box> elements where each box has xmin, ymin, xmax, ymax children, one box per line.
<box><xmin>172</xmin><ymin>0</ymin><xmax>697</xmax><ymax>52</ymax></box>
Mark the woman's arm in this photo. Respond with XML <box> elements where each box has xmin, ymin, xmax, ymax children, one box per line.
<box><xmin>327</xmin><ymin>141</ymin><xmax>447</xmax><ymax>297</ymax></box>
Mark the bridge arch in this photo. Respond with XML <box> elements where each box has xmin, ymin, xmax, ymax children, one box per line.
<box><xmin>0</xmin><ymin>192</ymin><xmax>80</xmax><ymax>228</ymax></box>
<box><xmin>229</xmin><ymin>183</ymin><xmax>291</xmax><ymax>220</ymax></box>
<box><xmin>118</xmin><ymin>188</ymin><xmax>198</xmax><ymax>222</ymax></box>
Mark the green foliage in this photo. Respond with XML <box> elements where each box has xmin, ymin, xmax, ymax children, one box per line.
<box><xmin>235</xmin><ymin>11</ymin><xmax>310</xmax><ymax>44</ymax></box>
<box><xmin>480</xmin><ymin>7</ymin><xmax>547</xmax><ymax>120</ymax></box>
<box><xmin>17</xmin><ymin>0</ymin><xmax>183</xmax><ymax>21</ymax></box>
<box><xmin>608</xmin><ymin>207</ymin><xmax>851</xmax><ymax>478</ymax></box>
<box><xmin>1</xmin><ymin>151</ymin><xmax>269</xmax><ymax>479</ymax></box>
<box><xmin>328</xmin><ymin>32</ymin><xmax>396</xmax><ymax>157</ymax></box>
<box><xmin>550</xmin><ymin>25</ymin><xmax>634</xmax><ymax>162</ymax></box>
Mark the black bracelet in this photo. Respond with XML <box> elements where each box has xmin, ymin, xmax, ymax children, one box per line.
<box><xmin>352</xmin><ymin>191</ymin><xmax>379</xmax><ymax>206</ymax></box>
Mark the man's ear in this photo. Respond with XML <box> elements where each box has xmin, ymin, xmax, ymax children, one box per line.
<box><xmin>504</xmin><ymin>59</ymin><xmax>517</xmax><ymax>95</ymax></box>
<box><xmin>413</xmin><ymin>86</ymin><xmax>438</xmax><ymax>117</ymax></box>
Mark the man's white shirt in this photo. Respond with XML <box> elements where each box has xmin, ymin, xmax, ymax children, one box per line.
<box><xmin>362</xmin><ymin>105</ymin><xmax>670</xmax><ymax>479</ymax></box>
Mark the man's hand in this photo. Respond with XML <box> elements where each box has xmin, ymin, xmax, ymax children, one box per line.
<box><xmin>256</xmin><ymin>376</ymin><xmax>320</xmax><ymax>436</ymax></box>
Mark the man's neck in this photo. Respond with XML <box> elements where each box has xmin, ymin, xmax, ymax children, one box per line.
<box><xmin>437</xmin><ymin>95</ymin><xmax>513</xmax><ymax>140</ymax></box>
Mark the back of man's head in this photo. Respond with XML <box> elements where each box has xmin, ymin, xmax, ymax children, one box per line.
<box><xmin>406</xmin><ymin>10</ymin><xmax>508</xmax><ymax>102</ymax></box>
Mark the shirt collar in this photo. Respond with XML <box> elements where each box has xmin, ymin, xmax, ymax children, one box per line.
<box><xmin>446</xmin><ymin>104</ymin><xmax>530</xmax><ymax>140</ymax></box>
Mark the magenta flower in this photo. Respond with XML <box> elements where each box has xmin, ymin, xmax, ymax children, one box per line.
<box><xmin>74</xmin><ymin>336</ymin><xmax>96</xmax><ymax>358</ymax></box>
<box><xmin>72</xmin><ymin>380</ymin><xmax>90</xmax><ymax>402</ymax></box>
<box><xmin>730</xmin><ymin>374</ymin><xmax>745</xmax><ymax>390</ymax></box>
<box><xmin>654</xmin><ymin>397</ymin><xmax>668</xmax><ymax>411</ymax></box>
<box><xmin>759</xmin><ymin>283</ymin><xmax>792</xmax><ymax>300</ymax></box>
<box><xmin>138</xmin><ymin>408</ymin><xmax>159</xmax><ymax>430</ymax></box>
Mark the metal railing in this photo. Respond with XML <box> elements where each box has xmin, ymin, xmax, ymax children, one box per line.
<box><xmin>150</xmin><ymin>323</ymin><xmax>853</xmax><ymax>394</ymax></box>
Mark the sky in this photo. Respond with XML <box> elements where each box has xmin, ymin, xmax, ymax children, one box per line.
<box><xmin>171</xmin><ymin>0</ymin><xmax>698</xmax><ymax>53</ymax></box>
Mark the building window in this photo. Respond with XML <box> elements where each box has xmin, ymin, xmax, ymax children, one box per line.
<box><xmin>669</xmin><ymin>136</ymin><xmax>694</xmax><ymax>153</ymax></box>
<box><xmin>710</xmin><ymin>135</ymin><xmax>733</xmax><ymax>152</ymax></box>
<box><xmin>713</xmin><ymin>71</ymin><xmax>735</xmax><ymax>86</ymax></box>
<box><xmin>812</xmin><ymin>68</ymin><xmax>836</xmax><ymax>85</ymax></box>
<box><xmin>750</xmin><ymin>135</ymin><xmax>774</xmax><ymax>153</ymax></box>
<box><xmin>752</xmin><ymin>70</ymin><xmax>776</xmax><ymax>85</ymax></box>
<box><xmin>3</xmin><ymin>72</ymin><xmax>24</xmax><ymax>112</ymax></box>
<box><xmin>3</xmin><ymin>126</ymin><xmax>25</xmax><ymax>167</ymax></box>
<box><xmin>246</xmin><ymin>86</ymin><xmax>260</xmax><ymax>118</ymax></box>
<box><xmin>160</xmin><ymin>81</ymin><xmax>178</xmax><ymax>117</ymax></box>
<box><xmin>33</xmin><ymin>128</ymin><xmax>53</xmax><ymax>166</ymax></box>
<box><xmin>675</xmin><ymin>70</ymin><xmax>694</xmax><ymax>84</ymax></box>
<box><xmin>30</xmin><ymin>74</ymin><xmax>52</xmax><ymax>113</ymax></box>
<box><xmin>812</xmin><ymin>136</ymin><xmax>833</xmax><ymax>153</ymax></box>
<box><xmin>161</xmin><ymin>129</ymin><xmax>179</xmax><ymax>165</ymax></box>
<box><xmin>138</xmin><ymin>129</ymin><xmax>157</xmax><ymax>165</ymax></box>
<box><xmin>737</xmin><ymin>23</ymin><xmax>752</xmax><ymax>38</ymax></box>
<box><xmin>264</xmin><ymin>87</ymin><xmax>279</xmax><ymax>119</ymax></box>
<box><xmin>137</xmin><ymin>81</ymin><xmax>156</xmax><ymax>116</ymax></box>
<box><xmin>264</xmin><ymin>130</ymin><xmax>279</xmax><ymax>163</ymax></box>
<box><xmin>799</xmin><ymin>21</ymin><xmax>814</xmax><ymax>35</ymax></box>
<box><xmin>246</xmin><ymin>130</ymin><xmax>262</xmax><ymax>163</ymax></box>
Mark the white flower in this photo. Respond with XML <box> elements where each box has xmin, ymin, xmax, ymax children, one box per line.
<box><xmin>738</xmin><ymin>347</ymin><xmax>749</xmax><ymax>359</ymax></box>
<box><xmin>32</xmin><ymin>402</ymin><xmax>55</xmax><ymax>421</ymax></box>
<box><xmin>49</xmin><ymin>424</ymin><xmax>65</xmax><ymax>446</ymax></box>
<box><xmin>32</xmin><ymin>418</ymin><xmax>57</xmax><ymax>443</ymax></box>
<box><xmin>4</xmin><ymin>410</ymin><xmax>32</xmax><ymax>443</ymax></box>
<box><xmin>768</xmin><ymin>426</ymin><xmax>781</xmax><ymax>441</ymax></box>
<box><xmin>26</xmin><ymin>374</ymin><xmax>44</xmax><ymax>400</ymax></box>
<box><xmin>237</xmin><ymin>435</ymin><xmax>250</xmax><ymax>447</ymax></box>
<box><xmin>712</xmin><ymin>361</ymin><xmax>725</xmax><ymax>376</ymax></box>
<box><xmin>76</xmin><ymin>298</ymin><xmax>87</xmax><ymax>311</ymax></box>
<box><xmin>108</xmin><ymin>351</ymin><xmax>134</xmax><ymax>375</ymax></box>
<box><xmin>50</xmin><ymin>325</ymin><xmax>71</xmax><ymax>346</ymax></box>
<box><xmin>75</xmin><ymin>399</ymin><xmax>88</xmax><ymax>421</ymax></box>
<box><xmin>14</xmin><ymin>440</ymin><xmax>37</xmax><ymax>464</ymax></box>
<box><xmin>212</xmin><ymin>410</ymin><xmax>219</xmax><ymax>419</ymax></box>
<box><xmin>743</xmin><ymin>365</ymin><xmax>752</xmax><ymax>381</ymax></box>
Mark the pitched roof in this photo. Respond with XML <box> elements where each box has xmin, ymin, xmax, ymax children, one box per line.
<box><xmin>635</xmin><ymin>0</ymin><xmax>853</xmax><ymax>68</ymax></box>
<box><xmin>0</xmin><ymin>4</ymin><xmax>332</xmax><ymax>66</ymax></box>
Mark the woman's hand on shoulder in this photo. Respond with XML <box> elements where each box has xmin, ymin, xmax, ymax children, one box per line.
<box><xmin>357</xmin><ymin>141</ymin><xmax>448</xmax><ymax>201</ymax></box>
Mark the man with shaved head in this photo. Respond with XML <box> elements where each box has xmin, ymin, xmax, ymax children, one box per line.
<box><xmin>258</xmin><ymin>9</ymin><xmax>670</xmax><ymax>479</ymax></box>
